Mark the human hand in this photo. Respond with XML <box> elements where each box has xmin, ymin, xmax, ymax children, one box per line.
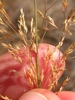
<box><xmin>0</xmin><ymin>44</ymin><xmax>74</xmax><ymax>100</ymax></box>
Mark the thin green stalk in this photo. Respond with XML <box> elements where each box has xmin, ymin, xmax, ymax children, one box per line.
<box><xmin>34</xmin><ymin>0</ymin><xmax>40</xmax><ymax>87</ymax></box>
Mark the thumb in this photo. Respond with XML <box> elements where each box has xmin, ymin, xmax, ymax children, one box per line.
<box><xmin>18</xmin><ymin>89</ymin><xmax>60</xmax><ymax>100</ymax></box>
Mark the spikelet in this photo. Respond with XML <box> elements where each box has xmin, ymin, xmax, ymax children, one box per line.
<box><xmin>0</xmin><ymin>94</ymin><xmax>12</xmax><ymax>100</ymax></box>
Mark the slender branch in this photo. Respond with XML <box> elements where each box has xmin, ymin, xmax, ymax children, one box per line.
<box><xmin>46</xmin><ymin>0</ymin><xmax>59</xmax><ymax>13</ymax></box>
<box><xmin>40</xmin><ymin>0</ymin><xmax>59</xmax><ymax>42</ymax></box>
<box><xmin>40</xmin><ymin>0</ymin><xmax>47</xmax><ymax>43</ymax></box>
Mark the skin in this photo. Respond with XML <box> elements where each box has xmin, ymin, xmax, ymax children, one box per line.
<box><xmin>0</xmin><ymin>44</ymin><xmax>75</xmax><ymax>100</ymax></box>
<box><xmin>19</xmin><ymin>89</ymin><xmax>75</xmax><ymax>100</ymax></box>
<box><xmin>19</xmin><ymin>89</ymin><xmax>61</xmax><ymax>100</ymax></box>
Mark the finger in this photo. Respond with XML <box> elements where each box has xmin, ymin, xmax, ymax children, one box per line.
<box><xmin>56</xmin><ymin>91</ymin><xmax>75</xmax><ymax>100</ymax></box>
<box><xmin>19</xmin><ymin>89</ymin><xmax>61</xmax><ymax>100</ymax></box>
<box><xmin>0</xmin><ymin>44</ymin><xmax>65</xmax><ymax>100</ymax></box>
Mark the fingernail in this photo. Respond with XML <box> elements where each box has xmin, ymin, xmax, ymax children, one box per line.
<box><xmin>19</xmin><ymin>92</ymin><xmax>47</xmax><ymax>100</ymax></box>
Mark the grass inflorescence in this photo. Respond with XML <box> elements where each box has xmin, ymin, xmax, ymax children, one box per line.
<box><xmin>0</xmin><ymin>0</ymin><xmax>75</xmax><ymax>99</ymax></box>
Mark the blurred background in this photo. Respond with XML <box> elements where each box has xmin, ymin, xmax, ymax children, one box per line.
<box><xmin>0</xmin><ymin>0</ymin><xmax>75</xmax><ymax>91</ymax></box>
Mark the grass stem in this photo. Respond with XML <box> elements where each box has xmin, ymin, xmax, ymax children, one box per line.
<box><xmin>34</xmin><ymin>0</ymin><xmax>40</xmax><ymax>87</ymax></box>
